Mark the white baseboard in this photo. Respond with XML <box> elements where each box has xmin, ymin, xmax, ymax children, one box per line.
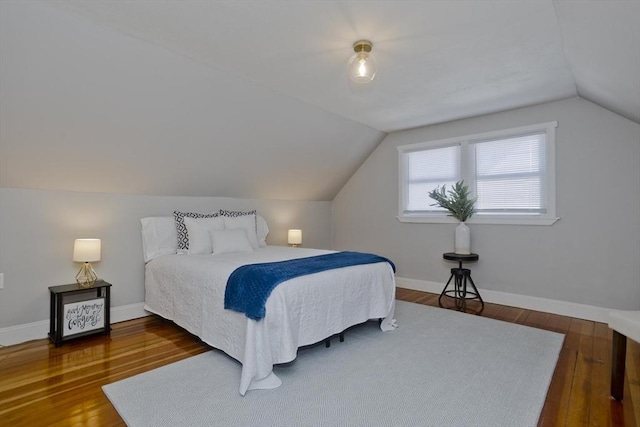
<box><xmin>395</xmin><ymin>276</ymin><xmax>611</xmax><ymax>323</ymax></box>
<box><xmin>1</xmin><ymin>282</ymin><xmax>612</xmax><ymax>347</ymax></box>
<box><xmin>110</xmin><ymin>302</ymin><xmax>150</xmax><ymax>323</ymax></box>
<box><xmin>0</xmin><ymin>302</ymin><xmax>150</xmax><ymax>347</ymax></box>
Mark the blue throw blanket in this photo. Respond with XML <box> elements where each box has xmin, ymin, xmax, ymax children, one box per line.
<box><xmin>224</xmin><ymin>251</ymin><xmax>396</xmax><ymax>320</ymax></box>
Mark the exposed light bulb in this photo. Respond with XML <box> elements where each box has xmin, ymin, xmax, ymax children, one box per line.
<box><xmin>358</xmin><ymin>57</ymin><xmax>368</xmax><ymax>77</ymax></box>
<box><xmin>347</xmin><ymin>40</ymin><xmax>377</xmax><ymax>84</ymax></box>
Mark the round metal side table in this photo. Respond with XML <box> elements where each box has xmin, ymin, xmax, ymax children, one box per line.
<box><xmin>438</xmin><ymin>252</ymin><xmax>484</xmax><ymax>313</ymax></box>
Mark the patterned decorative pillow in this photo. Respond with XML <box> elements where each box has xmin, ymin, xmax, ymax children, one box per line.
<box><xmin>219</xmin><ymin>209</ymin><xmax>257</xmax><ymax>233</ymax></box>
<box><xmin>173</xmin><ymin>211</ymin><xmax>220</xmax><ymax>254</ymax></box>
<box><xmin>220</xmin><ymin>209</ymin><xmax>260</xmax><ymax>249</ymax></box>
<box><xmin>218</xmin><ymin>210</ymin><xmax>270</xmax><ymax>247</ymax></box>
<box><xmin>219</xmin><ymin>209</ymin><xmax>257</xmax><ymax>218</ymax></box>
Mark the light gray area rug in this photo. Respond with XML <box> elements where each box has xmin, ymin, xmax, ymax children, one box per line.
<box><xmin>103</xmin><ymin>301</ymin><xmax>564</xmax><ymax>427</ymax></box>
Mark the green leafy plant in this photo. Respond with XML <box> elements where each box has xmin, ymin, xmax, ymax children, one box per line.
<box><xmin>428</xmin><ymin>180</ymin><xmax>477</xmax><ymax>222</ymax></box>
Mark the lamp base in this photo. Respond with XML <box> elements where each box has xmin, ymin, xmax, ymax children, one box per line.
<box><xmin>76</xmin><ymin>262</ymin><xmax>98</xmax><ymax>288</ymax></box>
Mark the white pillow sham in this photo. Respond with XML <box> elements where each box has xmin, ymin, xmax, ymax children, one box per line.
<box><xmin>141</xmin><ymin>216</ymin><xmax>178</xmax><ymax>263</ymax></box>
<box><xmin>184</xmin><ymin>216</ymin><xmax>225</xmax><ymax>254</ymax></box>
<box><xmin>210</xmin><ymin>228</ymin><xmax>254</xmax><ymax>255</ymax></box>
<box><xmin>256</xmin><ymin>215</ymin><xmax>269</xmax><ymax>247</ymax></box>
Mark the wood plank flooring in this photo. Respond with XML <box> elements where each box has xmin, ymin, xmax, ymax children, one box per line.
<box><xmin>0</xmin><ymin>288</ymin><xmax>638</xmax><ymax>426</ymax></box>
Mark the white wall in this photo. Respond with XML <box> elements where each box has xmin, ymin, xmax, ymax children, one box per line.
<box><xmin>0</xmin><ymin>188</ymin><xmax>331</xmax><ymax>331</ymax></box>
<box><xmin>332</xmin><ymin>97</ymin><xmax>640</xmax><ymax>311</ymax></box>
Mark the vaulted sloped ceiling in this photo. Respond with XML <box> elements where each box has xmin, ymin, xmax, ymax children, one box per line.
<box><xmin>1</xmin><ymin>1</ymin><xmax>638</xmax><ymax>201</ymax></box>
<box><xmin>554</xmin><ymin>1</ymin><xmax>640</xmax><ymax>125</ymax></box>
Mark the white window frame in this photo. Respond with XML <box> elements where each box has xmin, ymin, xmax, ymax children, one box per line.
<box><xmin>397</xmin><ymin>121</ymin><xmax>560</xmax><ymax>226</ymax></box>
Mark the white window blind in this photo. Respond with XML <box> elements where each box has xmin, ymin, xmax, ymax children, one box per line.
<box><xmin>471</xmin><ymin>132</ymin><xmax>547</xmax><ymax>214</ymax></box>
<box><xmin>397</xmin><ymin>121</ymin><xmax>558</xmax><ymax>225</ymax></box>
<box><xmin>405</xmin><ymin>144</ymin><xmax>461</xmax><ymax>213</ymax></box>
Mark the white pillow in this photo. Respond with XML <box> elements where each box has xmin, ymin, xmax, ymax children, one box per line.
<box><xmin>257</xmin><ymin>215</ymin><xmax>269</xmax><ymax>247</ymax></box>
<box><xmin>140</xmin><ymin>217</ymin><xmax>178</xmax><ymax>262</ymax></box>
<box><xmin>223</xmin><ymin>215</ymin><xmax>260</xmax><ymax>249</ymax></box>
<box><xmin>210</xmin><ymin>229</ymin><xmax>254</xmax><ymax>255</ymax></box>
<box><xmin>184</xmin><ymin>216</ymin><xmax>225</xmax><ymax>254</ymax></box>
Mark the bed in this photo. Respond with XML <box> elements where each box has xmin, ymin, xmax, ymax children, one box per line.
<box><xmin>141</xmin><ymin>213</ymin><xmax>397</xmax><ymax>395</ymax></box>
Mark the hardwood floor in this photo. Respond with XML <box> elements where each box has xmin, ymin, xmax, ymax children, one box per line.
<box><xmin>1</xmin><ymin>288</ymin><xmax>638</xmax><ymax>426</ymax></box>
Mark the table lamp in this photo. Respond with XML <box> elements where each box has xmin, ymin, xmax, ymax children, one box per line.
<box><xmin>288</xmin><ymin>229</ymin><xmax>302</xmax><ymax>247</ymax></box>
<box><xmin>73</xmin><ymin>238</ymin><xmax>101</xmax><ymax>288</ymax></box>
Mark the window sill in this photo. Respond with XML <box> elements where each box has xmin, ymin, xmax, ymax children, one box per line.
<box><xmin>396</xmin><ymin>215</ymin><xmax>560</xmax><ymax>226</ymax></box>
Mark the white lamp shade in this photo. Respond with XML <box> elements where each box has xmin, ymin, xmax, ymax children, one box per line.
<box><xmin>73</xmin><ymin>239</ymin><xmax>101</xmax><ymax>262</ymax></box>
<box><xmin>288</xmin><ymin>229</ymin><xmax>302</xmax><ymax>245</ymax></box>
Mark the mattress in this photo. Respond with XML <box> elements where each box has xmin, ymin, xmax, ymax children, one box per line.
<box><xmin>144</xmin><ymin>246</ymin><xmax>397</xmax><ymax>395</ymax></box>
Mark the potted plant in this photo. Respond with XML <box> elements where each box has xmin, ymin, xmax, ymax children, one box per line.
<box><xmin>428</xmin><ymin>180</ymin><xmax>477</xmax><ymax>254</ymax></box>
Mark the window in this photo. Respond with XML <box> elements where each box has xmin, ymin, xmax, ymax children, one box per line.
<box><xmin>397</xmin><ymin>121</ymin><xmax>559</xmax><ymax>225</ymax></box>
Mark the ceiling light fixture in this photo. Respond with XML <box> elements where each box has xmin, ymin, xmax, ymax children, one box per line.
<box><xmin>347</xmin><ymin>40</ymin><xmax>376</xmax><ymax>84</ymax></box>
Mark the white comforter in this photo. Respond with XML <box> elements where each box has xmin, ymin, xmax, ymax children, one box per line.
<box><xmin>144</xmin><ymin>246</ymin><xmax>397</xmax><ymax>395</ymax></box>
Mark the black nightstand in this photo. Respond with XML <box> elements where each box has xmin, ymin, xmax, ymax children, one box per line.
<box><xmin>48</xmin><ymin>280</ymin><xmax>112</xmax><ymax>347</ymax></box>
<box><xmin>438</xmin><ymin>253</ymin><xmax>484</xmax><ymax>313</ymax></box>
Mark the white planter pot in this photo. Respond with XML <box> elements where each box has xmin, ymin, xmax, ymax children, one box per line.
<box><xmin>454</xmin><ymin>222</ymin><xmax>471</xmax><ymax>254</ymax></box>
